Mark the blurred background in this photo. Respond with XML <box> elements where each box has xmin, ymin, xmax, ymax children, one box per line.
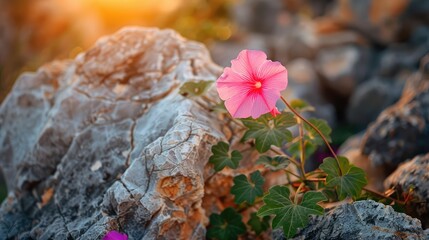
<box><xmin>0</xmin><ymin>0</ymin><xmax>428</xmax><ymax>201</ymax></box>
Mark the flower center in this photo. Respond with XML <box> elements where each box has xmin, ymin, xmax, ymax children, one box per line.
<box><xmin>254</xmin><ymin>81</ymin><xmax>262</xmax><ymax>89</ymax></box>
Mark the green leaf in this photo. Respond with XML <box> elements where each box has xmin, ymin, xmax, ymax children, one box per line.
<box><xmin>319</xmin><ymin>156</ymin><xmax>367</xmax><ymax>200</ymax></box>
<box><xmin>209</xmin><ymin>142</ymin><xmax>242</xmax><ymax>172</ymax></box>
<box><xmin>256</xmin><ymin>155</ymin><xmax>290</xmax><ymax>171</ymax></box>
<box><xmin>288</xmin><ymin>140</ymin><xmax>317</xmax><ymax>159</ymax></box>
<box><xmin>179</xmin><ymin>80</ymin><xmax>213</xmax><ymax>97</ymax></box>
<box><xmin>290</xmin><ymin>99</ymin><xmax>315</xmax><ymax>112</ymax></box>
<box><xmin>247</xmin><ymin>212</ymin><xmax>270</xmax><ymax>236</ymax></box>
<box><xmin>242</xmin><ymin>112</ymin><xmax>296</xmax><ymax>153</ymax></box>
<box><xmin>207</xmin><ymin>207</ymin><xmax>246</xmax><ymax>240</ymax></box>
<box><xmin>230</xmin><ymin>171</ymin><xmax>265</xmax><ymax>204</ymax></box>
<box><xmin>304</xmin><ymin>118</ymin><xmax>332</xmax><ymax>145</ymax></box>
<box><xmin>257</xmin><ymin>186</ymin><xmax>327</xmax><ymax>238</ymax></box>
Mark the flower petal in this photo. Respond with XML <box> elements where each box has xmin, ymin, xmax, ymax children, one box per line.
<box><xmin>224</xmin><ymin>91</ymin><xmax>252</xmax><ymax>118</ymax></box>
<box><xmin>258</xmin><ymin>61</ymin><xmax>288</xmax><ymax>91</ymax></box>
<box><xmin>261</xmin><ymin>88</ymin><xmax>281</xmax><ymax>109</ymax></box>
<box><xmin>251</xmin><ymin>93</ymin><xmax>272</xmax><ymax>118</ymax></box>
<box><xmin>217</xmin><ymin>68</ymin><xmax>252</xmax><ymax>100</ymax></box>
<box><xmin>231</xmin><ymin>50</ymin><xmax>268</xmax><ymax>80</ymax></box>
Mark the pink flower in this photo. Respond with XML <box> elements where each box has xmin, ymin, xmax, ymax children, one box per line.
<box><xmin>216</xmin><ymin>50</ymin><xmax>288</xmax><ymax>119</ymax></box>
<box><xmin>103</xmin><ymin>231</ymin><xmax>128</xmax><ymax>240</ymax></box>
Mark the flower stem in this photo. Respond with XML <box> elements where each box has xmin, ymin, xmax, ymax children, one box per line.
<box><xmin>298</xmin><ymin>120</ymin><xmax>306</xmax><ymax>179</ymax></box>
<box><xmin>281</xmin><ymin>96</ymin><xmax>343</xmax><ymax>176</ymax></box>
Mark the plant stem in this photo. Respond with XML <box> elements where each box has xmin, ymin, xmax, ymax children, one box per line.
<box><xmin>281</xmin><ymin>96</ymin><xmax>343</xmax><ymax>176</ymax></box>
<box><xmin>284</xmin><ymin>168</ymin><xmax>302</xmax><ymax>180</ymax></box>
<box><xmin>294</xmin><ymin>182</ymin><xmax>305</xmax><ymax>204</ymax></box>
<box><xmin>305</xmin><ymin>170</ymin><xmax>326</xmax><ymax>178</ymax></box>
<box><xmin>363</xmin><ymin>187</ymin><xmax>407</xmax><ymax>205</ymax></box>
<box><xmin>298</xmin><ymin>120</ymin><xmax>306</xmax><ymax>180</ymax></box>
<box><xmin>270</xmin><ymin>147</ymin><xmax>301</xmax><ymax>168</ymax></box>
<box><xmin>237</xmin><ymin>198</ymin><xmax>263</xmax><ymax>213</ymax></box>
<box><xmin>305</xmin><ymin>178</ymin><xmax>326</xmax><ymax>182</ymax></box>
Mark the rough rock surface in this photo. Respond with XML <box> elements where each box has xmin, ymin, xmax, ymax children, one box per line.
<box><xmin>292</xmin><ymin>200</ymin><xmax>428</xmax><ymax>240</ymax></box>
<box><xmin>385</xmin><ymin>153</ymin><xmax>429</xmax><ymax>228</ymax></box>
<box><xmin>361</xmin><ymin>73</ymin><xmax>429</xmax><ymax>170</ymax></box>
<box><xmin>0</xmin><ymin>27</ymin><xmax>226</xmax><ymax>239</ymax></box>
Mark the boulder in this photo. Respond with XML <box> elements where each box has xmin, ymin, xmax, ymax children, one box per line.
<box><xmin>0</xmin><ymin>27</ymin><xmax>228</xmax><ymax>239</ymax></box>
<box><xmin>385</xmin><ymin>153</ymin><xmax>429</xmax><ymax>228</ymax></box>
<box><xmin>361</xmin><ymin>73</ymin><xmax>429</xmax><ymax>170</ymax></box>
<box><xmin>316</xmin><ymin>45</ymin><xmax>372</xmax><ymax>98</ymax></box>
<box><xmin>378</xmin><ymin>36</ymin><xmax>429</xmax><ymax>77</ymax></box>
<box><xmin>346</xmin><ymin>78</ymin><xmax>403</xmax><ymax>128</ymax></box>
<box><xmin>292</xmin><ymin>200</ymin><xmax>428</xmax><ymax>240</ymax></box>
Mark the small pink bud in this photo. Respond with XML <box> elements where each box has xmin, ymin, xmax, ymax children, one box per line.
<box><xmin>270</xmin><ymin>107</ymin><xmax>281</xmax><ymax>117</ymax></box>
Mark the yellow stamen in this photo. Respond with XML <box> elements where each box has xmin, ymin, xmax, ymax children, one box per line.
<box><xmin>255</xmin><ymin>81</ymin><xmax>262</xmax><ymax>88</ymax></box>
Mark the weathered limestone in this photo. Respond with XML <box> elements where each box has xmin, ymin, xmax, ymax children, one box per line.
<box><xmin>0</xmin><ymin>27</ymin><xmax>226</xmax><ymax>239</ymax></box>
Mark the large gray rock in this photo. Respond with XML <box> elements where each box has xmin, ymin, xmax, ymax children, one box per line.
<box><xmin>316</xmin><ymin>45</ymin><xmax>372</xmax><ymax>98</ymax></box>
<box><xmin>378</xmin><ymin>34</ymin><xmax>429</xmax><ymax>77</ymax></box>
<box><xmin>0</xmin><ymin>27</ymin><xmax>227</xmax><ymax>239</ymax></box>
<box><xmin>293</xmin><ymin>200</ymin><xmax>428</xmax><ymax>240</ymax></box>
<box><xmin>346</xmin><ymin>78</ymin><xmax>403</xmax><ymax>127</ymax></box>
<box><xmin>361</xmin><ymin>74</ymin><xmax>429</xmax><ymax>170</ymax></box>
<box><xmin>385</xmin><ymin>153</ymin><xmax>429</xmax><ymax>228</ymax></box>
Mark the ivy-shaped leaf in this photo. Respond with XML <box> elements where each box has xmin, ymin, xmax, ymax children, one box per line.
<box><xmin>179</xmin><ymin>80</ymin><xmax>213</xmax><ymax>97</ymax></box>
<box><xmin>231</xmin><ymin>171</ymin><xmax>265</xmax><ymax>204</ymax></box>
<box><xmin>290</xmin><ymin>99</ymin><xmax>315</xmax><ymax>112</ymax></box>
<box><xmin>247</xmin><ymin>212</ymin><xmax>270</xmax><ymax>236</ymax></box>
<box><xmin>257</xmin><ymin>186</ymin><xmax>327</xmax><ymax>238</ymax></box>
<box><xmin>207</xmin><ymin>207</ymin><xmax>246</xmax><ymax>240</ymax></box>
<box><xmin>256</xmin><ymin>155</ymin><xmax>290</xmax><ymax>171</ymax></box>
<box><xmin>209</xmin><ymin>142</ymin><xmax>242</xmax><ymax>172</ymax></box>
<box><xmin>288</xmin><ymin>140</ymin><xmax>317</xmax><ymax>159</ymax></box>
<box><xmin>304</xmin><ymin>118</ymin><xmax>332</xmax><ymax>145</ymax></box>
<box><xmin>319</xmin><ymin>156</ymin><xmax>367</xmax><ymax>200</ymax></box>
<box><xmin>242</xmin><ymin>112</ymin><xmax>296</xmax><ymax>153</ymax></box>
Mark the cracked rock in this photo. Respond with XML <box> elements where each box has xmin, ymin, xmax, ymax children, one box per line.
<box><xmin>385</xmin><ymin>153</ymin><xmax>429</xmax><ymax>228</ymax></box>
<box><xmin>0</xmin><ymin>27</ymin><xmax>225</xmax><ymax>239</ymax></box>
<box><xmin>292</xmin><ymin>200</ymin><xmax>428</xmax><ymax>240</ymax></box>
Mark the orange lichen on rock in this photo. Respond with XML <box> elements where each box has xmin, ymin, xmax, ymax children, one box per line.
<box><xmin>158</xmin><ymin>175</ymin><xmax>195</xmax><ymax>200</ymax></box>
